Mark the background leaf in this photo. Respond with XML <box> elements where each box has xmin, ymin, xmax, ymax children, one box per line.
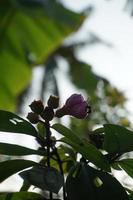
<box><xmin>103</xmin><ymin>124</ymin><xmax>133</xmax><ymax>153</ymax></box>
<box><xmin>56</xmin><ymin>46</ymin><xmax>104</xmax><ymax>95</ymax></box>
<box><xmin>130</xmin><ymin>192</ymin><xmax>133</xmax><ymax>200</ymax></box>
<box><xmin>19</xmin><ymin>166</ymin><xmax>64</xmax><ymax>194</ymax></box>
<box><xmin>0</xmin><ymin>192</ymin><xmax>44</xmax><ymax>200</ymax></box>
<box><xmin>0</xmin><ymin>0</ymin><xmax>84</xmax><ymax>111</ymax></box>
<box><xmin>50</xmin><ymin>145</ymin><xmax>76</xmax><ymax>174</ymax></box>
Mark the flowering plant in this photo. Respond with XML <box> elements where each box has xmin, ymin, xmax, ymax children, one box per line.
<box><xmin>0</xmin><ymin>94</ymin><xmax>132</xmax><ymax>199</ymax></box>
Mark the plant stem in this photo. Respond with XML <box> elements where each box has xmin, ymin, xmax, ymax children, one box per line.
<box><xmin>45</xmin><ymin>121</ymin><xmax>53</xmax><ymax>200</ymax></box>
<box><xmin>53</xmin><ymin>147</ymin><xmax>67</xmax><ymax>200</ymax></box>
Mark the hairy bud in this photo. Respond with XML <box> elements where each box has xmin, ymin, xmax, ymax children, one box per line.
<box><xmin>29</xmin><ymin>100</ymin><xmax>44</xmax><ymax>114</ymax></box>
<box><xmin>47</xmin><ymin>95</ymin><xmax>59</xmax><ymax>109</ymax></box>
<box><xmin>27</xmin><ymin>112</ymin><xmax>39</xmax><ymax>124</ymax></box>
<box><xmin>41</xmin><ymin>106</ymin><xmax>54</xmax><ymax>121</ymax></box>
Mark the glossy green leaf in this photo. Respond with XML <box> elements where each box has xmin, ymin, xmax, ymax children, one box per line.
<box><xmin>118</xmin><ymin>159</ymin><xmax>133</xmax><ymax>178</ymax></box>
<box><xmin>0</xmin><ymin>192</ymin><xmax>44</xmax><ymax>200</ymax></box>
<box><xmin>66</xmin><ymin>162</ymin><xmax>128</xmax><ymax>200</ymax></box>
<box><xmin>0</xmin><ymin>143</ymin><xmax>45</xmax><ymax>156</ymax></box>
<box><xmin>19</xmin><ymin>166</ymin><xmax>64</xmax><ymax>194</ymax></box>
<box><xmin>103</xmin><ymin>124</ymin><xmax>133</xmax><ymax>153</ymax></box>
<box><xmin>0</xmin><ymin>159</ymin><xmax>38</xmax><ymax>183</ymax></box>
<box><xmin>52</xmin><ymin>124</ymin><xmax>110</xmax><ymax>172</ymax></box>
<box><xmin>0</xmin><ymin>110</ymin><xmax>37</xmax><ymax>136</ymax></box>
<box><xmin>0</xmin><ymin>1</ymin><xmax>84</xmax><ymax>110</ymax></box>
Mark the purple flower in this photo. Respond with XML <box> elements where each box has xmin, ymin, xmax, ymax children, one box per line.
<box><xmin>56</xmin><ymin>94</ymin><xmax>90</xmax><ymax>119</ymax></box>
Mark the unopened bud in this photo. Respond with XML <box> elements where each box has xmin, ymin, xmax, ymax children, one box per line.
<box><xmin>29</xmin><ymin>100</ymin><xmax>44</xmax><ymax>114</ymax></box>
<box><xmin>55</xmin><ymin>108</ymin><xmax>65</xmax><ymax>118</ymax></box>
<box><xmin>27</xmin><ymin>112</ymin><xmax>39</xmax><ymax>124</ymax></box>
<box><xmin>47</xmin><ymin>95</ymin><xmax>59</xmax><ymax>109</ymax></box>
<box><xmin>41</xmin><ymin>106</ymin><xmax>54</xmax><ymax>121</ymax></box>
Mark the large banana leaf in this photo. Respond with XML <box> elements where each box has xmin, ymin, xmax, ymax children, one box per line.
<box><xmin>0</xmin><ymin>0</ymin><xmax>84</xmax><ymax>110</ymax></box>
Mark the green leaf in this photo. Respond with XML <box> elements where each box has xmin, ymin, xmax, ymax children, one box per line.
<box><xmin>50</xmin><ymin>146</ymin><xmax>76</xmax><ymax>173</ymax></box>
<box><xmin>37</xmin><ymin>122</ymin><xmax>46</xmax><ymax>138</ymax></box>
<box><xmin>0</xmin><ymin>159</ymin><xmax>38</xmax><ymax>183</ymax></box>
<box><xmin>118</xmin><ymin>159</ymin><xmax>133</xmax><ymax>178</ymax></box>
<box><xmin>0</xmin><ymin>1</ymin><xmax>84</xmax><ymax>110</ymax></box>
<box><xmin>0</xmin><ymin>143</ymin><xmax>45</xmax><ymax>156</ymax></box>
<box><xmin>60</xmin><ymin>145</ymin><xmax>77</xmax><ymax>161</ymax></box>
<box><xmin>0</xmin><ymin>110</ymin><xmax>37</xmax><ymax>136</ymax></box>
<box><xmin>111</xmin><ymin>162</ymin><xmax>122</xmax><ymax>171</ymax></box>
<box><xmin>103</xmin><ymin>124</ymin><xmax>133</xmax><ymax>153</ymax></box>
<box><xmin>66</xmin><ymin>162</ymin><xmax>128</xmax><ymax>200</ymax></box>
<box><xmin>52</xmin><ymin>124</ymin><xmax>110</xmax><ymax>172</ymax></box>
<box><xmin>0</xmin><ymin>192</ymin><xmax>44</xmax><ymax>200</ymax></box>
<box><xmin>19</xmin><ymin>166</ymin><xmax>64</xmax><ymax>194</ymax></box>
<box><xmin>52</xmin><ymin>124</ymin><xmax>83</xmax><ymax>145</ymax></box>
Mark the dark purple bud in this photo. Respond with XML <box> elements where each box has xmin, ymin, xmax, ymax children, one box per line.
<box><xmin>41</xmin><ymin>106</ymin><xmax>54</xmax><ymax>122</ymax></box>
<box><xmin>27</xmin><ymin>112</ymin><xmax>39</xmax><ymax>124</ymax></box>
<box><xmin>55</xmin><ymin>94</ymin><xmax>90</xmax><ymax>119</ymax></box>
<box><xmin>55</xmin><ymin>108</ymin><xmax>65</xmax><ymax>118</ymax></box>
<box><xmin>29</xmin><ymin>100</ymin><xmax>44</xmax><ymax>114</ymax></box>
<box><xmin>47</xmin><ymin>95</ymin><xmax>59</xmax><ymax>109</ymax></box>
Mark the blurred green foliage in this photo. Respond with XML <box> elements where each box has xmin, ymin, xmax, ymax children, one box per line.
<box><xmin>0</xmin><ymin>0</ymin><xmax>130</xmax><ymax>128</ymax></box>
<box><xmin>0</xmin><ymin>0</ymin><xmax>83</xmax><ymax>110</ymax></box>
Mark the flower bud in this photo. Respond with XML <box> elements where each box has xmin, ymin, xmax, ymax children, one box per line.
<box><xmin>55</xmin><ymin>108</ymin><xmax>65</xmax><ymax>118</ymax></box>
<box><xmin>41</xmin><ymin>106</ymin><xmax>54</xmax><ymax>121</ymax></box>
<box><xmin>47</xmin><ymin>95</ymin><xmax>59</xmax><ymax>109</ymax></box>
<box><xmin>27</xmin><ymin>112</ymin><xmax>39</xmax><ymax>124</ymax></box>
<box><xmin>29</xmin><ymin>100</ymin><xmax>44</xmax><ymax>114</ymax></box>
<box><xmin>55</xmin><ymin>94</ymin><xmax>90</xmax><ymax>119</ymax></box>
